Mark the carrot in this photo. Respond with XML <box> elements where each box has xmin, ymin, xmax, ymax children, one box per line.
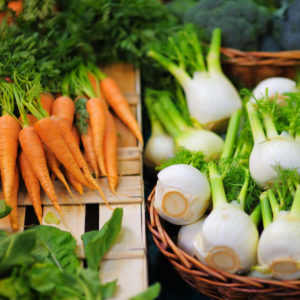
<box><xmin>65</xmin><ymin>170</ymin><xmax>83</xmax><ymax>195</ymax></box>
<box><xmin>86</xmin><ymin>97</ymin><xmax>107</xmax><ymax>175</ymax></box>
<box><xmin>100</xmin><ymin>77</ymin><xmax>143</xmax><ymax>144</ymax></box>
<box><xmin>104</xmin><ymin>111</ymin><xmax>118</xmax><ymax>194</ymax></box>
<box><xmin>18</xmin><ymin>114</ymin><xmax>37</xmax><ymax>126</ymax></box>
<box><xmin>81</xmin><ymin>124</ymin><xmax>99</xmax><ymax>177</ymax></box>
<box><xmin>40</xmin><ymin>92</ymin><xmax>54</xmax><ymax>115</ymax></box>
<box><xmin>9</xmin><ymin>166</ymin><xmax>19</xmax><ymax>231</ymax></box>
<box><xmin>71</xmin><ymin>126</ymin><xmax>80</xmax><ymax>144</ymax></box>
<box><xmin>51</xmin><ymin>116</ymin><xmax>111</xmax><ymax>208</ymax></box>
<box><xmin>52</xmin><ymin>96</ymin><xmax>75</xmax><ymax>128</ymax></box>
<box><xmin>19</xmin><ymin>151</ymin><xmax>42</xmax><ymax>224</ymax></box>
<box><xmin>7</xmin><ymin>1</ymin><xmax>23</xmax><ymax>15</ymax></box>
<box><xmin>87</xmin><ymin>72</ymin><xmax>101</xmax><ymax>99</ymax></box>
<box><xmin>34</xmin><ymin>117</ymin><xmax>89</xmax><ymax>187</ymax></box>
<box><xmin>19</xmin><ymin>126</ymin><xmax>62</xmax><ymax>215</ymax></box>
<box><xmin>44</xmin><ymin>145</ymin><xmax>73</xmax><ymax>197</ymax></box>
<box><xmin>0</xmin><ymin>115</ymin><xmax>20</xmax><ymax>218</ymax></box>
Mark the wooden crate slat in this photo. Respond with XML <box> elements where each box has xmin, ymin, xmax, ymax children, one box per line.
<box><xmin>117</xmin><ymin>147</ymin><xmax>140</xmax><ymax>161</ymax></box>
<box><xmin>99</xmin><ymin>204</ymin><xmax>145</xmax><ymax>259</ymax></box>
<box><xmin>42</xmin><ymin>205</ymin><xmax>86</xmax><ymax>257</ymax></box>
<box><xmin>18</xmin><ymin>176</ymin><xmax>143</xmax><ymax>206</ymax></box>
<box><xmin>100</xmin><ymin>256</ymin><xmax>148</xmax><ymax>300</ymax></box>
<box><xmin>118</xmin><ymin>160</ymin><xmax>140</xmax><ymax>176</ymax></box>
<box><xmin>0</xmin><ymin>207</ymin><xmax>26</xmax><ymax>232</ymax></box>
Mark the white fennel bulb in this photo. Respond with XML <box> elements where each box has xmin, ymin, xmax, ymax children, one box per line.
<box><xmin>148</xmin><ymin>26</ymin><xmax>242</xmax><ymax>131</ymax></box>
<box><xmin>247</xmin><ymin>101</ymin><xmax>300</xmax><ymax>187</ymax></box>
<box><xmin>193</xmin><ymin>162</ymin><xmax>259</xmax><ymax>274</ymax></box>
<box><xmin>154</xmin><ymin>164</ymin><xmax>211</xmax><ymax>225</ymax></box>
<box><xmin>144</xmin><ymin>134</ymin><xmax>174</xmax><ymax>168</ymax></box>
<box><xmin>184</xmin><ymin>71</ymin><xmax>241</xmax><ymax>127</ymax></box>
<box><xmin>258</xmin><ymin>187</ymin><xmax>300</xmax><ymax>280</ymax></box>
<box><xmin>177</xmin><ymin>218</ymin><xmax>206</xmax><ymax>256</ymax></box>
<box><xmin>251</xmin><ymin>77</ymin><xmax>297</xmax><ymax>102</ymax></box>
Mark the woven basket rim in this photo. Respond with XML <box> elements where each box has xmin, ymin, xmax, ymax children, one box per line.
<box><xmin>147</xmin><ymin>187</ymin><xmax>300</xmax><ymax>297</ymax></box>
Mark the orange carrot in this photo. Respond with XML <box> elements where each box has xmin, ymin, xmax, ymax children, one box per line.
<box><xmin>104</xmin><ymin>111</ymin><xmax>118</xmax><ymax>194</ymax></box>
<box><xmin>9</xmin><ymin>166</ymin><xmax>19</xmax><ymax>231</ymax></box>
<box><xmin>44</xmin><ymin>145</ymin><xmax>73</xmax><ymax>197</ymax></box>
<box><xmin>52</xmin><ymin>96</ymin><xmax>75</xmax><ymax>128</ymax></box>
<box><xmin>19</xmin><ymin>126</ymin><xmax>62</xmax><ymax>215</ymax></box>
<box><xmin>71</xmin><ymin>126</ymin><xmax>80</xmax><ymax>145</ymax></box>
<box><xmin>86</xmin><ymin>97</ymin><xmax>107</xmax><ymax>175</ymax></box>
<box><xmin>87</xmin><ymin>72</ymin><xmax>101</xmax><ymax>99</ymax></box>
<box><xmin>19</xmin><ymin>151</ymin><xmax>42</xmax><ymax>224</ymax></box>
<box><xmin>0</xmin><ymin>115</ymin><xmax>21</xmax><ymax>219</ymax></box>
<box><xmin>81</xmin><ymin>124</ymin><xmax>99</xmax><ymax>177</ymax></box>
<box><xmin>19</xmin><ymin>114</ymin><xmax>37</xmax><ymax>126</ymax></box>
<box><xmin>100</xmin><ymin>77</ymin><xmax>143</xmax><ymax>144</ymax></box>
<box><xmin>34</xmin><ymin>117</ymin><xmax>89</xmax><ymax>187</ymax></box>
<box><xmin>40</xmin><ymin>92</ymin><xmax>54</xmax><ymax>115</ymax></box>
<box><xmin>65</xmin><ymin>170</ymin><xmax>83</xmax><ymax>195</ymax></box>
<box><xmin>7</xmin><ymin>1</ymin><xmax>23</xmax><ymax>15</ymax></box>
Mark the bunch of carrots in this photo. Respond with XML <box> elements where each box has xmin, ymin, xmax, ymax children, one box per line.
<box><xmin>0</xmin><ymin>65</ymin><xmax>143</xmax><ymax>231</ymax></box>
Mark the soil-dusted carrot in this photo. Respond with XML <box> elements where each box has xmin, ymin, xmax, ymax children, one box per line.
<box><xmin>94</xmin><ymin>67</ymin><xmax>143</xmax><ymax>144</ymax></box>
<box><xmin>104</xmin><ymin>111</ymin><xmax>119</xmax><ymax>194</ymax></box>
<box><xmin>86</xmin><ymin>97</ymin><xmax>107</xmax><ymax>175</ymax></box>
<box><xmin>82</xmin><ymin>124</ymin><xmax>99</xmax><ymax>177</ymax></box>
<box><xmin>9</xmin><ymin>166</ymin><xmax>19</xmax><ymax>231</ymax></box>
<box><xmin>19</xmin><ymin>151</ymin><xmax>42</xmax><ymax>224</ymax></box>
<box><xmin>40</xmin><ymin>92</ymin><xmax>54</xmax><ymax>115</ymax></box>
<box><xmin>52</xmin><ymin>96</ymin><xmax>75</xmax><ymax>128</ymax></box>
<box><xmin>0</xmin><ymin>81</ymin><xmax>21</xmax><ymax>230</ymax></box>
<box><xmin>44</xmin><ymin>145</ymin><xmax>73</xmax><ymax>197</ymax></box>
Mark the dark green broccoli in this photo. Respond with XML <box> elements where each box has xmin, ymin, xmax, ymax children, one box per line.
<box><xmin>183</xmin><ymin>0</ymin><xmax>270</xmax><ymax>51</ymax></box>
<box><xmin>273</xmin><ymin>0</ymin><xmax>300</xmax><ymax>50</ymax></box>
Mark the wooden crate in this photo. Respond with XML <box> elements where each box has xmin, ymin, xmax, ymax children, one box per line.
<box><xmin>0</xmin><ymin>64</ymin><xmax>147</xmax><ymax>299</ymax></box>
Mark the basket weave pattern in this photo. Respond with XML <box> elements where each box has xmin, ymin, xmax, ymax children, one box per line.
<box><xmin>147</xmin><ymin>188</ymin><xmax>300</xmax><ymax>300</ymax></box>
<box><xmin>221</xmin><ymin>48</ymin><xmax>300</xmax><ymax>87</ymax></box>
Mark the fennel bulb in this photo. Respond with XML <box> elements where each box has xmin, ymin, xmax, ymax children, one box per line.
<box><xmin>257</xmin><ymin>186</ymin><xmax>300</xmax><ymax>280</ymax></box>
<box><xmin>154</xmin><ymin>164</ymin><xmax>211</xmax><ymax>225</ymax></box>
<box><xmin>177</xmin><ymin>218</ymin><xmax>206</xmax><ymax>256</ymax></box>
<box><xmin>251</xmin><ymin>77</ymin><xmax>297</xmax><ymax>102</ymax></box>
<box><xmin>150</xmin><ymin>90</ymin><xmax>224</xmax><ymax>161</ymax></box>
<box><xmin>247</xmin><ymin>101</ymin><xmax>300</xmax><ymax>187</ymax></box>
<box><xmin>193</xmin><ymin>162</ymin><xmax>259</xmax><ymax>274</ymax></box>
<box><xmin>148</xmin><ymin>25</ymin><xmax>242</xmax><ymax>131</ymax></box>
<box><xmin>144</xmin><ymin>91</ymin><xmax>174</xmax><ymax>167</ymax></box>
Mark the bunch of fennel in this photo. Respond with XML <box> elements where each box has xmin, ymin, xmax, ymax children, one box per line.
<box><xmin>146</xmin><ymin>89</ymin><xmax>224</xmax><ymax>161</ymax></box>
<box><xmin>148</xmin><ymin>25</ymin><xmax>242</xmax><ymax>131</ymax></box>
<box><xmin>144</xmin><ymin>90</ymin><xmax>175</xmax><ymax>168</ymax></box>
<box><xmin>246</xmin><ymin>93</ymin><xmax>300</xmax><ymax>187</ymax></box>
<box><xmin>253</xmin><ymin>170</ymin><xmax>300</xmax><ymax>280</ymax></box>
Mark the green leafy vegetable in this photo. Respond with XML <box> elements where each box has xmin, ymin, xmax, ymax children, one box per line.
<box><xmin>129</xmin><ymin>282</ymin><xmax>161</xmax><ymax>300</ymax></box>
<box><xmin>0</xmin><ymin>200</ymin><xmax>12</xmax><ymax>219</ymax></box>
<box><xmin>82</xmin><ymin>207</ymin><xmax>123</xmax><ymax>270</ymax></box>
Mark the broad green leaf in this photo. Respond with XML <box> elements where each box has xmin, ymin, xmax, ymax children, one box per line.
<box><xmin>82</xmin><ymin>208</ymin><xmax>123</xmax><ymax>270</ymax></box>
<box><xmin>30</xmin><ymin>225</ymin><xmax>80</xmax><ymax>274</ymax></box>
<box><xmin>129</xmin><ymin>283</ymin><xmax>161</xmax><ymax>300</ymax></box>
<box><xmin>0</xmin><ymin>230</ymin><xmax>36</xmax><ymax>275</ymax></box>
<box><xmin>0</xmin><ymin>200</ymin><xmax>12</xmax><ymax>219</ymax></box>
<box><xmin>77</xmin><ymin>267</ymin><xmax>102</xmax><ymax>299</ymax></box>
<box><xmin>28</xmin><ymin>263</ymin><xmax>63</xmax><ymax>293</ymax></box>
<box><xmin>100</xmin><ymin>280</ymin><xmax>117</xmax><ymax>299</ymax></box>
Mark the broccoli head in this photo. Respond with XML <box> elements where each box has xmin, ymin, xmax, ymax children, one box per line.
<box><xmin>183</xmin><ymin>0</ymin><xmax>270</xmax><ymax>51</ymax></box>
<box><xmin>273</xmin><ymin>0</ymin><xmax>300</xmax><ymax>50</ymax></box>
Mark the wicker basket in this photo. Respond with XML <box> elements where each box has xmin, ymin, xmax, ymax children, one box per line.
<box><xmin>221</xmin><ymin>48</ymin><xmax>300</xmax><ymax>87</ymax></box>
<box><xmin>147</xmin><ymin>188</ymin><xmax>300</xmax><ymax>300</ymax></box>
